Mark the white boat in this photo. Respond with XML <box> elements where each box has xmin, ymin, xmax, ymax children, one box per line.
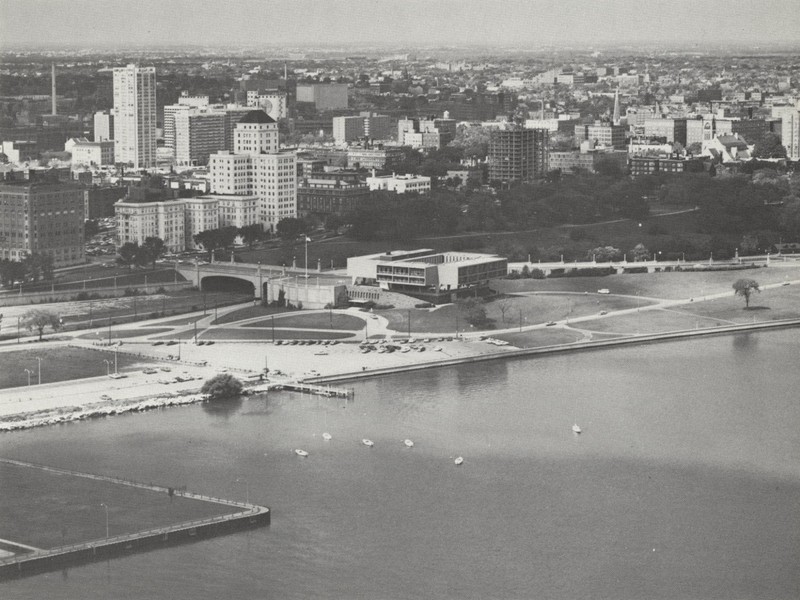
<box><xmin>454</xmin><ymin>456</ymin><xmax>464</xmax><ymax>466</ymax></box>
<box><xmin>362</xmin><ymin>438</ymin><xmax>374</xmax><ymax>447</ymax></box>
<box><xmin>322</xmin><ymin>432</ymin><xmax>332</xmax><ymax>441</ymax></box>
<box><xmin>572</xmin><ymin>424</ymin><xmax>582</xmax><ymax>434</ymax></box>
<box><xmin>404</xmin><ymin>439</ymin><xmax>414</xmax><ymax>447</ymax></box>
<box><xmin>295</xmin><ymin>448</ymin><xmax>309</xmax><ymax>457</ymax></box>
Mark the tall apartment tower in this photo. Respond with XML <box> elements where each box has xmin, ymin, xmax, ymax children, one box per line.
<box><xmin>93</xmin><ymin>110</ymin><xmax>114</xmax><ymax>142</ymax></box>
<box><xmin>113</xmin><ymin>64</ymin><xmax>157</xmax><ymax>169</ymax></box>
<box><xmin>488</xmin><ymin>127</ymin><xmax>549</xmax><ymax>185</ymax></box>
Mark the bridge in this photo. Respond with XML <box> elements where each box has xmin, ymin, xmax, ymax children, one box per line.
<box><xmin>174</xmin><ymin>261</ymin><xmax>349</xmax><ymax>309</ymax></box>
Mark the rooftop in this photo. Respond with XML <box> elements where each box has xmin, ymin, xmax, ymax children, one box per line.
<box><xmin>238</xmin><ymin>110</ymin><xmax>276</xmax><ymax>124</ymax></box>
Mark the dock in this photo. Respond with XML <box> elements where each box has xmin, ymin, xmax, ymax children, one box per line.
<box><xmin>0</xmin><ymin>459</ymin><xmax>270</xmax><ymax>580</ymax></box>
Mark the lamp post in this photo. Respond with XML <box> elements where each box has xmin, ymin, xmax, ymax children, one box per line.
<box><xmin>304</xmin><ymin>236</ymin><xmax>309</xmax><ymax>288</ymax></box>
<box><xmin>36</xmin><ymin>357</ymin><xmax>41</xmax><ymax>385</ymax></box>
<box><xmin>24</xmin><ymin>368</ymin><xmax>32</xmax><ymax>386</ymax></box>
<box><xmin>113</xmin><ymin>346</ymin><xmax>118</xmax><ymax>374</ymax></box>
<box><xmin>100</xmin><ymin>503</ymin><xmax>109</xmax><ymax>539</ymax></box>
<box><xmin>104</xmin><ymin>359</ymin><xmax>111</xmax><ymax>376</ymax></box>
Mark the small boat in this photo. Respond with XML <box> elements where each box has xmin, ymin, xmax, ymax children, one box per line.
<box><xmin>404</xmin><ymin>439</ymin><xmax>414</xmax><ymax>447</ymax></box>
<box><xmin>322</xmin><ymin>432</ymin><xmax>332</xmax><ymax>441</ymax></box>
<box><xmin>295</xmin><ymin>448</ymin><xmax>309</xmax><ymax>457</ymax></box>
<box><xmin>454</xmin><ymin>456</ymin><xmax>464</xmax><ymax>466</ymax></box>
<box><xmin>362</xmin><ymin>438</ymin><xmax>374</xmax><ymax>447</ymax></box>
<box><xmin>572</xmin><ymin>424</ymin><xmax>582</xmax><ymax>434</ymax></box>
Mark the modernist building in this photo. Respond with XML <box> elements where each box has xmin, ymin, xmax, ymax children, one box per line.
<box><xmin>333</xmin><ymin>113</ymin><xmax>391</xmax><ymax>144</ymax></box>
<box><xmin>93</xmin><ymin>110</ymin><xmax>114</xmax><ymax>142</ymax></box>
<box><xmin>548</xmin><ymin>148</ymin><xmax>628</xmax><ymax>174</ymax></box>
<box><xmin>366</xmin><ymin>172</ymin><xmax>431</xmax><ymax>194</ymax></box>
<box><xmin>296</xmin><ymin>83</ymin><xmax>348</xmax><ymax>110</ymax></box>
<box><xmin>574</xmin><ymin>122</ymin><xmax>627</xmax><ymax>148</ymax></box>
<box><xmin>0</xmin><ymin>180</ymin><xmax>85</xmax><ymax>266</ymax></box>
<box><xmin>1</xmin><ymin>140</ymin><xmax>38</xmax><ymax>163</ymax></box>
<box><xmin>347</xmin><ymin>145</ymin><xmax>405</xmax><ymax>171</ymax></box>
<box><xmin>112</xmin><ymin>64</ymin><xmax>156</xmax><ymax>169</ymax></box>
<box><xmin>629</xmin><ymin>155</ymin><xmax>705</xmax><ymax>177</ymax></box>
<box><xmin>173</xmin><ymin>110</ymin><xmax>226</xmax><ymax>166</ymax></box>
<box><xmin>488</xmin><ymin>127</ymin><xmax>549</xmax><ymax>185</ymax></box>
<box><xmin>347</xmin><ymin>249</ymin><xmax>508</xmax><ymax>302</ymax></box>
<box><xmin>643</xmin><ymin>118</ymin><xmax>688</xmax><ymax>146</ymax></box>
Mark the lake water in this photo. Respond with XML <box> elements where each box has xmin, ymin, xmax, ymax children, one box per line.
<box><xmin>2</xmin><ymin>330</ymin><xmax>800</xmax><ymax>599</ymax></box>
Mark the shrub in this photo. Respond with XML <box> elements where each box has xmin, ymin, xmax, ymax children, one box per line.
<box><xmin>123</xmin><ymin>288</ymin><xmax>140</xmax><ymax>296</ymax></box>
<box><xmin>155</xmin><ymin>287</ymin><xmax>167</xmax><ymax>294</ymax></box>
<box><xmin>149</xmin><ymin>312</ymin><xmax>160</xmax><ymax>319</ymax></box>
<box><xmin>75</xmin><ymin>291</ymin><xmax>90</xmax><ymax>301</ymax></box>
<box><xmin>647</xmin><ymin>223</ymin><xmax>668</xmax><ymax>235</ymax></box>
<box><xmin>201</xmin><ymin>373</ymin><xmax>243</xmax><ymax>400</ymax></box>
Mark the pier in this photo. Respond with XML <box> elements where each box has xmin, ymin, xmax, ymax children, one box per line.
<box><xmin>0</xmin><ymin>459</ymin><xmax>270</xmax><ymax>580</ymax></box>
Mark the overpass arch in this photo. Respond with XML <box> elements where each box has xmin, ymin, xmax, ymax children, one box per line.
<box><xmin>199</xmin><ymin>275</ymin><xmax>255</xmax><ymax>296</ymax></box>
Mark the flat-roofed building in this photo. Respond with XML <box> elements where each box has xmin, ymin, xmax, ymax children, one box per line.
<box><xmin>298</xmin><ymin>176</ymin><xmax>370</xmax><ymax>218</ymax></box>
<box><xmin>296</xmin><ymin>83</ymin><xmax>348</xmax><ymax>110</ymax></box>
<box><xmin>347</xmin><ymin>249</ymin><xmax>507</xmax><ymax>302</ymax></box>
<box><xmin>173</xmin><ymin>110</ymin><xmax>226</xmax><ymax>166</ymax></box>
<box><xmin>116</xmin><ymin>198</ymin><xmax>186</xmax><ymax>253</ymax></box>
<box><xmin>488</xmin><ymin>126</ymin><xmax>549</xmax><ymax>184</ymax></box>
<box><xmin>347</xmin><ymin>145</ymin><xmax>405</xmax><ymax>171</ymax></box>
<box><xmin>0</xmin><ymin>180</ymin><xmax>85</xmax><ymax>266</ymax></box>
<box><xmin>366</xmin><ymin>172</ymin><xmax>431</xmax><ymax>194</ymax></box>
<box><xmin>65</xmin><ymin>137</ymin><xmax>114</xmax><ymax>166</ymax></box>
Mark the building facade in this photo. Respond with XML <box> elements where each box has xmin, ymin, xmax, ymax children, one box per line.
<box><xmin>488</xmin><ymin>127</ymin><xmax>549</xmax><ymax>185</ymax></box>
<box><xmin>347</xmin><ymin>145</ymin><xmax>405</xmax><ymax>170</ymax></box>
<box><xmin>0</xmin><ymin>181</ymin><xmax>85</xmax><ymax>266</ymax></box>
<box><xmin>296</xmin><ymin>83</ymin><xmax>348</xmax><ymax>110</ymax></box>
<box><xmin>297</xmin><ymin>177</ymin><xmax>370</xmax><ymax>218</ymax></box>
<box><xmin>366</xmin><ymin>173</ymin><xmax>431</xmax><ymax>194</ymax></box>
<box><xmin>112</xmin><ymin>64</ymin><xmax>156</xmax><ymax>169</ymax></box>
<box><xmin>93</xmin><ymin>110</ymin><xmax>114</xmax><ymax>142</ymax></box>
<box><xmin>173</xmin><ymin>111</ymin><xmax>226</xmax><ymax>166</ymax></box>
<box><xmin>65</xmin><ymin>138</ymin><xmax>115</xmax><ymax>166</ymax></box>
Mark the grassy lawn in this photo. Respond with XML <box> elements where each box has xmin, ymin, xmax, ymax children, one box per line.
<box><xmin>198</xmin><ymin>328</ymin><xmax>354</xmax><ymax>341</ymax></box>
<box><xmin>0</xmin><ymin>347</ymin><xmax>160</xmax><ymax>390</ymax></box>
<box><xmin>493</xmin><ymin>328</ymin><xmax>585</xmax><ymax>348</ymax></box>
<box><xmin>0</xmin><ymin>462</ymin><xmax>238</xmax><ymax>550</ymax></box>
<box><xmin>74</xmin><ymin>328</ymin><xmax>173</xmax><ymax>340</ymax></box>
<box><xmin>19</xmin><ymin>268</ymin><xmax>186</xmax><ymax>294</ymax></box>
<box><xmin>494</xmin><ymin>264</ymin><xmax>800</xmax><ymax>300</ymax></box>
<box><xmin>212</xmin><ymin>304</ymin><xmax>296</xmax><ymax>325</ymax></box>
<box><xmin>577</xmin><ymin>308</ymin><xmax>725</xmax><ymax>336</ymax></box>
<box><xmin>676</xmin><ymin>284</ymin><xmax>800</xmax><ymax>323</ymax></box>
<box><xmin>244</xmin><ymin>313</ymin><xmax>365</xmax><ymax>331</ymax></box>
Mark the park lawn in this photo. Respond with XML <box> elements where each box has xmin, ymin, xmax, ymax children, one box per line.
<box><xmin>75</xmin><ymin>328</ymin><xmax>173</xmax><ymax>340</ymax></box>
<box><xmin>0</xmin><ymin>347</ymin><xmax>160</xmax><ymax>390</ymax></box>
<box><xmin>493</xmin><ymin>328</ymin><xmax>585</xmax><ymax>348</ymax></box>
<box><xmin>0</xmin><ymin>462</ymin><xmax>238</xmax><ymax>550</ymax></box>
<box><xmin>677</xmin><ymin>284</ymin><xmax>800</xmax><ymax>323</ymax></box>
<box><xmin>494</xmin><ymin>264</ymin><xmax>800</xmax><ymax>301</ymax></box>
<box><xmin>212</xmin><ymin>305</ymin><xmax>296</xmax><ymax>325</ymax></box>
<box><xmin>156</xmin><ymin>315</ymin><xmax>206</xmax><ymax>326</ymax></box>
<box><xmin>576</xmin><ymin>308</ymin><xmax>728</xmax><ymax>336</ymax></box>
<box><xmin>244</xmin><ymin>313</ymin><xmax>365</xmax><ymax>331</ymax></box>
<box><xmin>22</xmin><ymin>267</ymin><xmax>186</xmax><ymax>294</ymax></box>
<box><xmin>199</xmin><ymin>328</ymin><xmax>353</xmax><ymax>341</ymax></box>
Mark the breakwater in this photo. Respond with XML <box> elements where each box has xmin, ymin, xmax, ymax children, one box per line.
<box><xmin>310</xmin><ymin>318</ymin><xmax>800</xmax><ymax>384</ymax></box>
<box><xmin>0</xmin><ymin>459</ymin><xmax>270</xmax><ymax>580</ymax></box>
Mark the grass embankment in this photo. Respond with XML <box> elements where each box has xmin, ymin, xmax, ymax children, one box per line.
<box><xmin>244</xmin><ymin>313</ymin><xmax>365</xmax><ymax>330</ymax></box>
<box><xmin>198</xmin><ymin>328</ymin><xmax>353</xmax><ymax>341</ymax></box>
<box><xmin>0</xmin><ymin>347</ymin><xmax>159</xmax><ymax>390</ymax></box>
<box><xmin>17</xmin><ymin>267</ymin><xmax>185</xmax><ymax>295</ymax></box>
<box><xmin>0</xmin><ymin>462</ymin><xmax>237</xmax><ymax>550</ymax></box>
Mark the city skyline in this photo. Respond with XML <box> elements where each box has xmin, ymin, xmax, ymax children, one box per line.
<box><xmin>2</xmin><ymin>0</ymin><xmax>800</xmax><ymax>50</ymax></box>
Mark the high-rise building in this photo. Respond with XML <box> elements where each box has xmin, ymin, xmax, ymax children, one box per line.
<box><xmin>112</xmin><ymin>64</ymin><xmax>156</xmax><ymax>169</ymax></box>
<box><xmin>0</xmin><ymin>180</ymin><xmax>85</xmax><ymax>267</ymax></box>
<box><xmin>488</xmin><ymin>127</ymin><xmax>549</xmax><ymax>185</ymax></box>
<box><xmin>173</xmin><ymin>111</ymin><xmax>226</xmax><ymax>166</ymax></box>
<box><xmin>208</xmin><ymin>110</ymin><xmax>296</xmax><ymax>233</ymax></box>
<box><xmin>93</xmin><ymin>110</ymin><xmax>114</xmax><ymax>142</ymax></box>
<box><xmin>333</xmin><ymin>116</ymin><xmax>366</xmax><ymax>144</ymax></box>
<box><xmin>775</xmin><ymin>107</ymin><xmax>800</xmax><ymax>159</ymax></box>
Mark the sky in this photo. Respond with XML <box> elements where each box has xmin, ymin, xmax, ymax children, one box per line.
<box><xmin>1</xmin><ymin>0</ymin><xmax>799</xmax><ymax>50</ymax></box>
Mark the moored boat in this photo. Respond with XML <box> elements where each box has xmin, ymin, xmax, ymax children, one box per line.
<box><xmin>404</xmin><ymin>439</ymin><xmax>414</xmax><ymax>447</ymax></box>
<box><xmin>454</xmin><ymin>456</ymin><xmax>464</xmax><ymax>466</ymax></box>
<box><xmin>362</xmin><ymin>438</ymin><xmax>374</xmax><ymax>447</ymax></box>
<box><xmin>295</xmin><ymin>448</ymin><xmax>309</xmax><ymax>457</ymax></box>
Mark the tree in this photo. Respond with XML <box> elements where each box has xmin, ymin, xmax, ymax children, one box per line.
<box><xmin>457</xmin><ymin>297</ymin><xmax>489</xmax><ymax>327</ymax></box>
<box><xmin>276</xmin><ymin>217</ymin><xmax>308</xmax><ymax>240</ymax></box>
<box><xmin>0</xmin><ymin>258</ymin><xmax>27</xmax><ymax>287</ymax></box>
<box><xmin>22</xmin><ymin>309</ymin><xmax>62</xmax><ymax>341</ymax></box>
<box><xmin>193</xmin><ymin>230</ymin><xmax>222</xmax><ymax>260</ymax></box>
<box><xmin>118</xmin><ymin>242</ymin><xmax>140</xmax><ymax>269</ymax></box>
<box><xmin>587</xmin><ymin>246</ymin><xmax>622</xmax><ymax>262</ymax></box>
<box><xmin>753</xmin><ymin>133</ymin><xmax>787</xmax><ymax>159</ymax></box>
<box><xmin>631</xmin><ymin>243</ymin><xmax>650</xmax><ymax>262</ymax></box>
<box><xmin>496</xmin><ymin>298</ymin><xmax>513</xmax><ymax>324</ymax></box>
<box><xmin>238</xmin><ymin>223</ymin><xmax>265</xmax><ymax>248</ymax></box>
<box><xmin>732</xmin><ymin>278</ymin><xmax>760</xmax><ymax>308</ymax></box>
<box><xmin>201</xmin><ymin>373</ymin><xmax>243</xmax><ymax>400</ymax></box>
<box><xmin>141</xmin><ymin>237</ymin><xmax>166</xmax><ymax>269</ymax></box>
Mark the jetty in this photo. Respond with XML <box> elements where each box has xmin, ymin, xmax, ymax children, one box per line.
<box><xmin>0</xmin><ymin>459</ymin><xmax>270</xmax><ymax>580</ymax></box>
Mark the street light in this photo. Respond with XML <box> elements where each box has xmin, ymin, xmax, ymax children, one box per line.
<box><xmin>104</xmin><ymin>359</ymin><xmax>111</xmax><ymax>376</ymax></box>
<box><xmin>100</xmin><ymin>503</ymin><xmax>109</xmax><ymax>538</ymax></box>
<box><xmin>35</xmin><ymin>357</ymin><xmax>41</xmax><ymax>385</ymax></box>
<box><xmin>24</xmin><ymin>368</ymin><xmax>32</xmax><ymax>386</ymax></box>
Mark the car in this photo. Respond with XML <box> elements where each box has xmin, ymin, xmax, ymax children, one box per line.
<box><xmin>599</xmin><ymin>310</ymin><xmax>608</xmax><ymax>315</ymax></box>
<box><xmin>369</xmin><ymin>314</ymin><xmax>379</xmax><ymax>320</ymax></box>
<box><xmin>108</xmin><ymin>372</ymin><xmax>126</xmax><ymax>379</ymax></box>
<box><xmin>545</xmin><ymin>321</ymin><xmax>557</xmax><ymax>326</ymax></box>
<box><xmin>100</xmin><ymin>394</ymin><xmax>112</xmax><ymax>401</ymax></box>
<box><xmin>152</xmin><ymin>341</ymin><xmax>164</xmax><ymax>346</ymax></box>
<box><xmin>782</xmin><ymin>281</ymin><xmax>790</xmax><ymax>286</ymax></box>
<box><xmin>160</xmin><ymin>366</ymin><xmax>172</xmax><ymax>372</ymax></box>
<box><xmin>142</xmin><ymin>368</ymin><xmax>158</xmax><ymax>374</ymax></box>
<box><xmin>205</xmin><ymin>341</ymin><xmax>215</xmax><ymax>345</ymax></box>
<box><xmin>597</xmin><ymin>289</ymin><xmax>610</xmax><ymax>294</ymax></box>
